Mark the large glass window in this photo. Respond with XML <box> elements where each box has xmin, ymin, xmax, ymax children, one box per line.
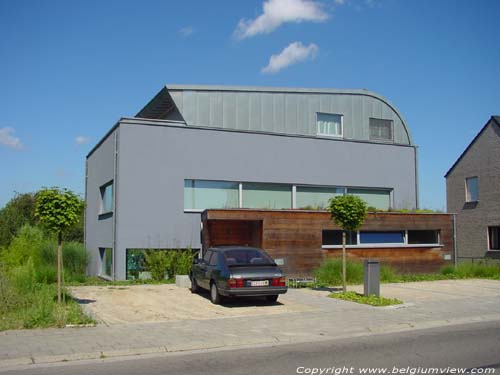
<box><xmin>100</xmin><ymin>248</ymin><xmax>112</xmax><ymax>277</ymax></box>
<box><xmin>100</xmin><ymin>182</ymin><xmax>113</xmax><ymax>213</ymax></box>
<box><xmin>296</xmin><ymin>186</ymin><xmax>344</xmax><ymax>209</ymax></box>
<box><xmin>242</xmin><ymin>183</ymin><xmax>292</xmax><ymax>209</ymax></box>
<box><xmin>322</xmin><ymin>230</ymin><xmax>358</xmax><ymax>246</ymax></box>
<box><xmin>369</xmin><ymin>118</ymin><xmax>393</xmax><ymax>142</ymax></box>
<box><xmin>360</xmin><ymin>231</ymin><xmax>405</xmax><ymax>244</ymax></box>
<box><xmin>408</xmin><ymin>230</ymin><xmax>439</xmax><ymax>244</ymax></box>
<box><xmin>489</xmin><ymin>227</ymin><xmax>500</xmax><ymax>251</ymax></box>
<box><xmin>347</xmin><ymin>188</ymin><xmax>391</xmax><ymax>210</ymax></box>
<box><xmin>317</xmin><ymin>113</ymin><xmax>343</xmax><ymax>137</ymax></box>
<box><xmin>465</xmin><ymin>177</ymin><xmax>479</xmax><ymax>202</ymax></box>
<box><xmin>184</xmin><ymin>180</ymin><xmax>239</xmax><ymax>210</ymax></box>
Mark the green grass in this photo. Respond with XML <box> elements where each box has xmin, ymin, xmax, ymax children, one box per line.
<box><xmin>314</xmin><ymin>259</ymin><xmax>500</xmax><ymax>288</ymax></box>
<box><xmin>0</xmin><ymin>282</ymin><xmax>95</xmax><ymax>331</ymax></box>
<box><xmin>329</xmin><ymin>291</ymin><xmax>403</xmax><ymax>306</ymax></box>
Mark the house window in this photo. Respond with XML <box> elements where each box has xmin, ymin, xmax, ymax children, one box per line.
<box><xmin>465</xmin><ymin>177</ymin><xmax>479</xmax><ymax>202</ymax></box>
<box><xmin>347</xmin><ymin>188</ymin><xmax>391</xmax><ymax>210</ymax></box>
<box><xmin>322</xmin><ymin>230</ymin><xmax>357</xmax><ymax>246</ymax></box>
<box><xmin>184</xmin><ymin>180</ymin><xmax>239</xmax><ymax>210</ymax></box>
<box><xmin>369</xmin><ymin>118</ymin><xmax>393</xmax><ymax>142</ymax></box>
<box><xmin>408</xmin><ymin>230</ymin><xmax>440</xmax><ymax>245</ymax></box>
<box><xmin>317</xmin><ymin>113</ymin><xmax>343</xmax><ymax>137</ymax></box>
<box><xmin>489</xmin><ymin>227</ymin><xmax>500</xmax><ymax>251</ymax></box>
<box><xmin>296</xmin><ymin>186</ymin><xmax>344</xmax><ymax>209</ymax></box>
<box><xmin>100</xmin><ymin>248</ymin><xmax>112</xmax><ymax>277</ymax></box>
<box><xmin>100</xmin><ymin>182</ymin><xmax>113</xmax><ymax>213</ymax></box>
<box><xmin>359</xmin><ymin>231</ymin><xmax>405</xmax><ymax>244</ymax></box>
<box><xmin>242</xmin><ymin>183</ymin><xmax>292</xmax><ymax>209</ymax></box>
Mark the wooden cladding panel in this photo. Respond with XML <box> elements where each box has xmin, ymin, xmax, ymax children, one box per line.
<box><xmin>202</xmin><ymin>210</ymin><xmax>454</xmax><ymax>276</ymax></box>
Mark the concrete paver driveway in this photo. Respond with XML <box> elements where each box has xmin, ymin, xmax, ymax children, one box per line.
<box><xmin>70</xmin><ymin>279</ymin><xmax>500</xmax><ymax>326</ymax></box>
<box><xmin>70</xmin><ymin>284</ymin><xmax>315</xmax><ymax>325</ymax></box>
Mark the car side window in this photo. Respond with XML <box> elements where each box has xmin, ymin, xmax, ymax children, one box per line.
<box><xmin>203</xmin><ymin>250</ymin><xmax>212</xmax><ymax>264</ymax></box>
<box><xmin>209</xmin><ymin>252</ymin><xmax>219</xmax><ymax>266</ymax></box>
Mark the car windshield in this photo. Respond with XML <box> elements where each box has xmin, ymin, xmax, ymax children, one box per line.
<box><xmin>223</xmin><ymin>248</ymin><xmax>276</xmax><ymax>266</ymax></box>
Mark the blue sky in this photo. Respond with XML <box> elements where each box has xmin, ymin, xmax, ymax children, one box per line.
<box><xmin>1</xmin><ymin>0</ymin><xmax>499</xmax><ymax>210</ymax></box>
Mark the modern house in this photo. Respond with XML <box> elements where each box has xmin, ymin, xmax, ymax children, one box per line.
<box><xmin>85</xmin><ymin>84</ymin><xmax>426</xmax><ymax>280</ymax></box>
<box><xmin>446</xmin><ymin>116</ymin><xmax>500</xmax><ymax>261</ymax></box>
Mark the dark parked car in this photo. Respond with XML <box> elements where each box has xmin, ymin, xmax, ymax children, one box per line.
<box><xmin>190</xmin><ymin>246</ymin><xmax>288</xmax><ymax>304</ymax></box>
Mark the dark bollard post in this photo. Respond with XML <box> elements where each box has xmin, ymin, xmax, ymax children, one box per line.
<box><xmin>364</xmin><ymin>259</ymin><xmax>380</xmax><ymax>297</ymax></box>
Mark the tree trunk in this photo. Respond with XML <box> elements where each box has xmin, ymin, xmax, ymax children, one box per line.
<box><xmin>342</xmin><ymin>231</ymin><xmax>347</xmax><ymax>293</ymax></box>
<box><xmin>57</xmin><ymin>231</ymin><xmax>62</xmax><ymax>303</ymax></box>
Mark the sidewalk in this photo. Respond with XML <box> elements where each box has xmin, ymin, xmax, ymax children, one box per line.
<box><xmin>1</xmin><ymin>280</ymin><xmax>500</xmax><ymax>370</ymax></box>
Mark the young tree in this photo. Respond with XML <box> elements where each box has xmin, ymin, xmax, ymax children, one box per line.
<box><xmin>35</xmin><ymin>188</ymin><xmax>85</xmax><ymax>303</ymax></box>
<box><xmin>327</xmin><ymin>195</ymin><xmax>367</xmax><ymax>293</ymax></box>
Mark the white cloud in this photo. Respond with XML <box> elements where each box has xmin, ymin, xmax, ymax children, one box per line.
<box><xmin>178</xmin><ymin>26</ymin><xmax>194</xmax><ymax>37</ymax></box>
<box><xmin>261</xmin><ymin>41</ymin><xmax>319</xmax><ymax>73</ymax></box>
<box><xmin>0</xmin><ymin>127</ymin><xmax>23</xmax><ymax>150</ymax></box>
<box><xmin>334</xmin><ymin>0</ymin><xmax>345</xmax><ymax>5</ymax></box>
<box><xmin>75</xmin><ymin>136</ymin><xmax>89</xmax><ymax>145</ymax></box>
<box><xmin>234</xmin><ymin>0</ymin><xmax>328</xmax><ymax>39</ymax></box>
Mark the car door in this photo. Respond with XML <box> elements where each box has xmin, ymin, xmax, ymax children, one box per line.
<box><xmin>206</xmin><ymin>250</ymin><xmax>221</xmax><ymax>284</ymax></box>
<box><xmin>197</xmin><ymin>250</ymin><xmax>213</xmax><ymax>289</ymax></box>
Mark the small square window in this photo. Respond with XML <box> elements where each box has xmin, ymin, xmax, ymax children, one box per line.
<box><xmin>465</xmin><ymin>177</ymin><xmax>479</xmax><ymax>202</ymax></box>
<box><xmin>489</xmin><ymin>227</ymin><xmax>500</xmax><ymax>251</ymax></box>
<box><xmin>100</xmin><ymin>182</ymin><xmax>113</xmax><ymax>213</ymax></box>
<box><xmin>317</xmin><ymin>113</ymin><xmax>343</xmax><ymax>138</ymax></box>
<box><xmin>369</xmin><ymin>118</ymin><xmax>393</xmax><ymax>142</ymax></box>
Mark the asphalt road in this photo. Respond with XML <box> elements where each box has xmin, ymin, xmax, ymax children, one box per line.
<box><xmin>5</xmin><ymin>320</ymin><xmax>500</xmax><ymax>375</ymax></box>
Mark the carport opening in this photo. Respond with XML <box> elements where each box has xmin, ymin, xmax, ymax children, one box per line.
<box><xmin>205</xmin><ymin>219</ymin><xmax>263</xmax><ymax>249</ymax></box>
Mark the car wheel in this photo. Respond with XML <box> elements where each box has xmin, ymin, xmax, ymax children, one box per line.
<box><xmin>190</xmin><ymin>276</ymin><xmax>199</xmax><ymax>293</ymax></box>
<box><xmin>266</xmin><ymin>295</ymin><xmax>279</xmax><ymax>303</ymax></box>
<box><xmin>210</xmin><ymin>282</ymin><xmax>222</xmax><ymax>305</ymax></box>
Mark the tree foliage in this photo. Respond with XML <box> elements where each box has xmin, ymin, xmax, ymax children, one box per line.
<box><xmin>327</xmin><ymin>195</ymin><xmax>368</xmax><ymax>232</ymax></box>
<box><xmin>0</xmin><ymin>192</ymin><xmax>37</xmax><ymax>248</ymax></box>
<box><xmin>34</xmin><ymin>188</ymin><xmax>85</xmax><ymax>234</ymax></box>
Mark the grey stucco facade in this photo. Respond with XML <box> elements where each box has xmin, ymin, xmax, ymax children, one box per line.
<box><xmin>86</xmin><ymin>85</ymin><xmax>419</xmax><ymax>280</ymax></box>
<box><xmin>446</xmin><ymin>116</ymin><xmax>500</xmax><ymax>260</ymax></box>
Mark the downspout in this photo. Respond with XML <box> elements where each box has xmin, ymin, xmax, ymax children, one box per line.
<box><xmin>112</xmin><ymin>129</ymin><xmax>119</xmax><ymax>280</ymax></box>
<box><xmin>84</xmin><ymin>159</ymin><xmax>88</xmax><ymax>275</ymax></box>
<box><xmin>453</xmin><ymin>213</ymin><xmax>458</xmax><ymax>266</ymax></box>
<box><xmin>414</xmin><ymin>146</ymin><xmax>420</xmax><ymax>209</ymax></box>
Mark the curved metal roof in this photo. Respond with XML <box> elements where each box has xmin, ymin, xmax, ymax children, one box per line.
<box><xmin>136</xmin><ymin>84</ymin><xmax>413</xmax><ymax>146</ymax></box>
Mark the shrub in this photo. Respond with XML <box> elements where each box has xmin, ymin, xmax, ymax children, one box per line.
<box><xmin>175</xmin><ymin>248</ymin><xmax>194</xmax><ymax>275</ymax></box>
<box><xmin>0</xmin><ymin>226</ymin><xmax>89</xmax><ymax>284</ymax></box>
<box><xmin>380</xmin><ymin>265</ymin><xmax>398</xmax><ymax>282</ymax></box>
<box><xmin>314</xmin><ymin>259</ymin><xmax>364</xmax><ymax>286</ymax></box>
<box><xmin>440</xmin><ymin>262</ymin><xmax>500</xmax><ymax>279</ymax></box>
<box><xmin>144</xmin><ymin>250</ymin><xmax>169</xmax><ymax>281</ymax></box>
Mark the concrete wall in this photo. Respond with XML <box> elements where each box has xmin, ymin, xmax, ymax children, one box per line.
<box><xmin>446</xmin><ymin>120</ymin><xmax>500</xmax><ymax>259</ymax></box>
<box><xmin>85</xmin><ymin>128</ymin><xmax>117</xmax><ymax>277</ymax></box>
<box><xmin>105</xmin><ymin>120</ymin><xmax>418</xmax><ymax>279</ymax></box>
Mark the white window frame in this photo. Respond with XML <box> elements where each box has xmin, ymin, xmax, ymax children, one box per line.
<box><xmin>99</xmin><ymin>181</ymin><xmax>114</xmax><ymax>215</ymax></box>
<box><xmin>465</xmin><ymin>176</ymin><xmax>479</xmax><ymax>203</ymax></box>
<box><xmin>316</xmin><ymin>113</ymin><xmax>344</xmax><ymax>138</ymax></box>
<box><xmin>184</xmin><ymin>180</ymin><xmax>393</xmax><ymax>213</ymax></box>
<box><xmin>321</xmin><ymin>229</ymin><xmax>442</xmax><ymax>249</ymax></box>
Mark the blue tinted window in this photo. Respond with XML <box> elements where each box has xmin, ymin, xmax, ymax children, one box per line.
<box><xmin>360</xmin><ymin>231</ymin><xmax>404</xmax><ymax>244</ymax></box>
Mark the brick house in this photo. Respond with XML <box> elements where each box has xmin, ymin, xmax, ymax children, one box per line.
<box><xmin>446</xmin><ymin>116</ymin><xmax>500</xmax><ymax>260</ymax></box>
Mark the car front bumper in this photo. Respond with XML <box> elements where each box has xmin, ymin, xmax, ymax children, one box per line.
<box><xmin>219</xmin><ymin>286</ymin><xmax>288</xmax><ymax>297</ymax></box>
